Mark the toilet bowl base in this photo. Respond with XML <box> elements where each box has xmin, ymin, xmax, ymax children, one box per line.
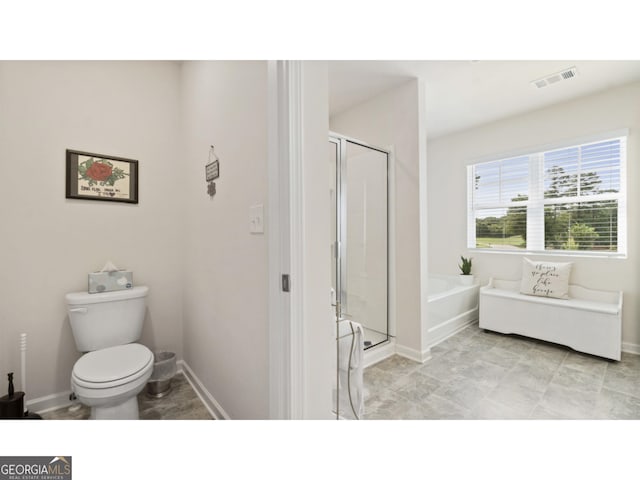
<box><xmin>90</xmin><ymin>396</ymin><xmax>139</xmax><ymax>420</ymax></box>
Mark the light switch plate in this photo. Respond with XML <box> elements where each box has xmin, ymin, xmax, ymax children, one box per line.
<box><xmin>249</xmin><ymin>204</ymin><xmax>264</xmax><ymax>234</ymax></box>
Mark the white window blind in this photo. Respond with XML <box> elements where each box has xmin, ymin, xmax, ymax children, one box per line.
<box><xmin>467</xmin><ymin>134</ymin><xmax>627</xmax><ymax>256</ymax></box>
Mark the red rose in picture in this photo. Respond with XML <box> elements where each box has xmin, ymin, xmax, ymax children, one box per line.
<box><xmin>86</xmin><ymin>161</ymin><xmax>113</xmax><ymax>182</ymax></box>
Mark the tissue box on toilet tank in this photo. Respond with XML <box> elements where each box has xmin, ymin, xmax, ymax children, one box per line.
<box><xmin>88</xmin><ymin>270</ymin><xmax>133</xmax><ymax>293</ymax></box>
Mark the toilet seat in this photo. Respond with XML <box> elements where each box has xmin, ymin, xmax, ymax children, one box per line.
<box><xmin>72</xmin><ymin>343</ymin><xmax>153</xmax><ymax>389</ymax></box>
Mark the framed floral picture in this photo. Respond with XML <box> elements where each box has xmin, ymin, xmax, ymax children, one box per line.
<box><xmin>65</xmin><ymin>150</ymin><xmax>139</xmax><ymax>203</ymax></box>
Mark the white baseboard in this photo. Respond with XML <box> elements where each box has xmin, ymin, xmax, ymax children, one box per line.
<box><xmin>622</xmin><ymin>342</ymin><xmax>640</xmax><ymax>356</ymax></box>
<box><xmin>395</xmin><ymin>343</ymin><xmax>432</xmax><ymax>364</ymax></box>
<box><xmin>364</xmin><ymin>339</ymin><xmax>431</xmax><ymax>367</ymax></box>
<box><xmin>178</xmin><ymin>360</ymin><xmax>230</xmax><ymax>420</ymax></box>
<box><xmin>30</xmin><ymin>391</ymin><xmax>73</xmax><ymax>415</ymax></box>
<box><xmin>363</xmin><ymin>339</ymin><xmax>396</xmax><ymax>368</ymax></box>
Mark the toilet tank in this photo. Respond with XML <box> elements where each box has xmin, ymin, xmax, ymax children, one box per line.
<box><xmin>65</xmin><ymin>286</ymin><xmax>149</xmax><ymax>352</ymax></box>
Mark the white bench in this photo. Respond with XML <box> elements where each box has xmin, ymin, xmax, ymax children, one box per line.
<box><xmin>479</xmin><ymin>278</ymin><xmax>623</xmax><ymax>361</ymax></box>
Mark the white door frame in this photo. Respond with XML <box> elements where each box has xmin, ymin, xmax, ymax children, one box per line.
<box><xmin>267</xmin><ymin>60</ymin><xmax>305</xmax><ymax>419</ymax></box>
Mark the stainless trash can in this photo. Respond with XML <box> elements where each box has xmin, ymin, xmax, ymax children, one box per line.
<box><xmin>146</xmin><ymin>351</ymin><xmax>177</xmax><ymax>398</ymax></box>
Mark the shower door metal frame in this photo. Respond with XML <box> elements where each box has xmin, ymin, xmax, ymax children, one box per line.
<box><xmin>329</xmin><ymin>136</ymin><xmax>343</xmax><ymax>320</ymax></box>
<box><xmin>329</xmin><ymin>132</ymin><xmax>391</xmax><ymax>350</ymax></box>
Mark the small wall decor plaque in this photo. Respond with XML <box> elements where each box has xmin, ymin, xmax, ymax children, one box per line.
<box><xmin>206</xmin><ymin>159</ymin><xmax>219</xmax><ymax>182</ymax></box>
<box><xmin>66</xmin><ymin>149</ymin><xmax>139</xmax><ymax>203</ymax></box>
<box><xmin>206</xmin><ymin>145</ymin><xmax>220</xmax><ymax>197</ymax></box>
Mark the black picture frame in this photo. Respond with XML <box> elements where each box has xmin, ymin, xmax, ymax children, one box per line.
<box><xmin>205</xmin><ymin>159</ymin><xmax>220</xmax><ymax>182</ymax></box>
<box><xmin>66</xmin><ymin>149</ymin><xmax>139</xmax><ymax>204</ymax></box>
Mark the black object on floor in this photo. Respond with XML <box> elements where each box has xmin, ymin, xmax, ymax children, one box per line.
<box><xmin>0</xmin><ymin>391</ymin><xmax>24</xmax><ymax>418</ymax></box>
<box><xmin>0</xmin><ymin>372</ymin><xmax>42</xmax><ymax>419</ymax></box>
<box><xmin>1</xmin><ymin>372</ymin><xmax>25</xmax><ymax>419</ymax></box>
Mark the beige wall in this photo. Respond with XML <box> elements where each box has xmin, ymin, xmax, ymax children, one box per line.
<box><xmin>181</xmin><ymin>61</ymin><xmax>270</xmax><ymax>419</ymax></box>
<box><xmin>330</xmin><ymin>80</ymin><xmax>423</xmax><ymax>355</ymax></box>
<box><xmin>428</xmin><ymin>81</ymin><xmax>640</xmax><ymax>349</ymax></box>
<box><xmin>0</xmin><ymin>61</ymin><xmax>184</xmax><ymax>399</ymax></box>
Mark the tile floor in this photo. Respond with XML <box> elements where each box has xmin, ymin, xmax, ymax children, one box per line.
<box><xmin>364</xmin><ymin>322</ymin><xmax>640</xmax><ymax>419</ymax></box>
<box><xmin>41</xmin><ymin>373</ymin><xmax>213</xmax><ymax>420</ymax></box>
<box><xmin>40</xmin><ymin>325</ymin><xmax>640</xmax><ymax>421</ymax></box>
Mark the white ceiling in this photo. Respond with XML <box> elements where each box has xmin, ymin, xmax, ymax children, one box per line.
<box><xmin>328</xmin><ymin>60</ymin><xmax>640</xmax><ymax>139</ymax></box>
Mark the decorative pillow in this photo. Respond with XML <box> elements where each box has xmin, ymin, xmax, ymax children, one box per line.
<box><xmin>520</xmin><ymin>258</ymin><xmax>572</xmax><ymax>299</ymax></box>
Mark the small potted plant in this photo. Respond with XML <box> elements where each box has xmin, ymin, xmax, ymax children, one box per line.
<box><xmin>458</xmin><ymin>255</ymin><xmax>475</xmax><ymax>286</ymax></box>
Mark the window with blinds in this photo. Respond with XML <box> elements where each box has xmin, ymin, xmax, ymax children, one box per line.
<box><xmin>467</xmin><ymin>133</ymin><xmax>626</xmax><ymax>256</ymax></box>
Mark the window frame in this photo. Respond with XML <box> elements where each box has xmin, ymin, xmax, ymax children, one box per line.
<box><xmin>466</xmin><ymin>130</ymin><xmax>628</xmax><ymax>258</ymax></box>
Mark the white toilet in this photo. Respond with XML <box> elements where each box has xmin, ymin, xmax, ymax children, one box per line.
<box><xmin>66</xmin><ymin>286</ymin><xmax>154</xmax><ymax>420</ymax></box>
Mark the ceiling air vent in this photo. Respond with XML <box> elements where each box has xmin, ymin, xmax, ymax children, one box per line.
<box><xmin>531</xmin><ymin>66</ymin><xmax>578</xmax><ymax>89</ymax></box>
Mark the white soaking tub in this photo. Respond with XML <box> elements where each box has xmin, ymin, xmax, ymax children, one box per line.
<box><xmin>426</xmin><ymin>274</ymin><xmax>480</xmax><ymax>346</ymax></box>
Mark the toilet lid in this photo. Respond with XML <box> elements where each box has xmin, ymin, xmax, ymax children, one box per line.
<box><xmin>73</xmin><ymin>343</ymin><xmax>153</xmax><ymax>383</ymax></box>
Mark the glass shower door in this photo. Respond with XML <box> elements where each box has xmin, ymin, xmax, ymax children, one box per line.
<box><xmin>331</xmin><ymin>135</ymin><xmax>389</xmax><ymax>349</ymax></box>
<box><xmin>331</xmin><ymin>135</ymin><xmax>389</xmax><ymax>420</ymax></box>
<box><xmin>341</xmin><ymin>140</ymin><xmax>389</xmax><ymax>348</ymax></box>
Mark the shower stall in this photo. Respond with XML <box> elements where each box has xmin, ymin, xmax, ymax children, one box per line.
<box><xmin>330</xmin><ymin>133</ymin><xmax>390</xmax><ymax>419</ymax></box>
